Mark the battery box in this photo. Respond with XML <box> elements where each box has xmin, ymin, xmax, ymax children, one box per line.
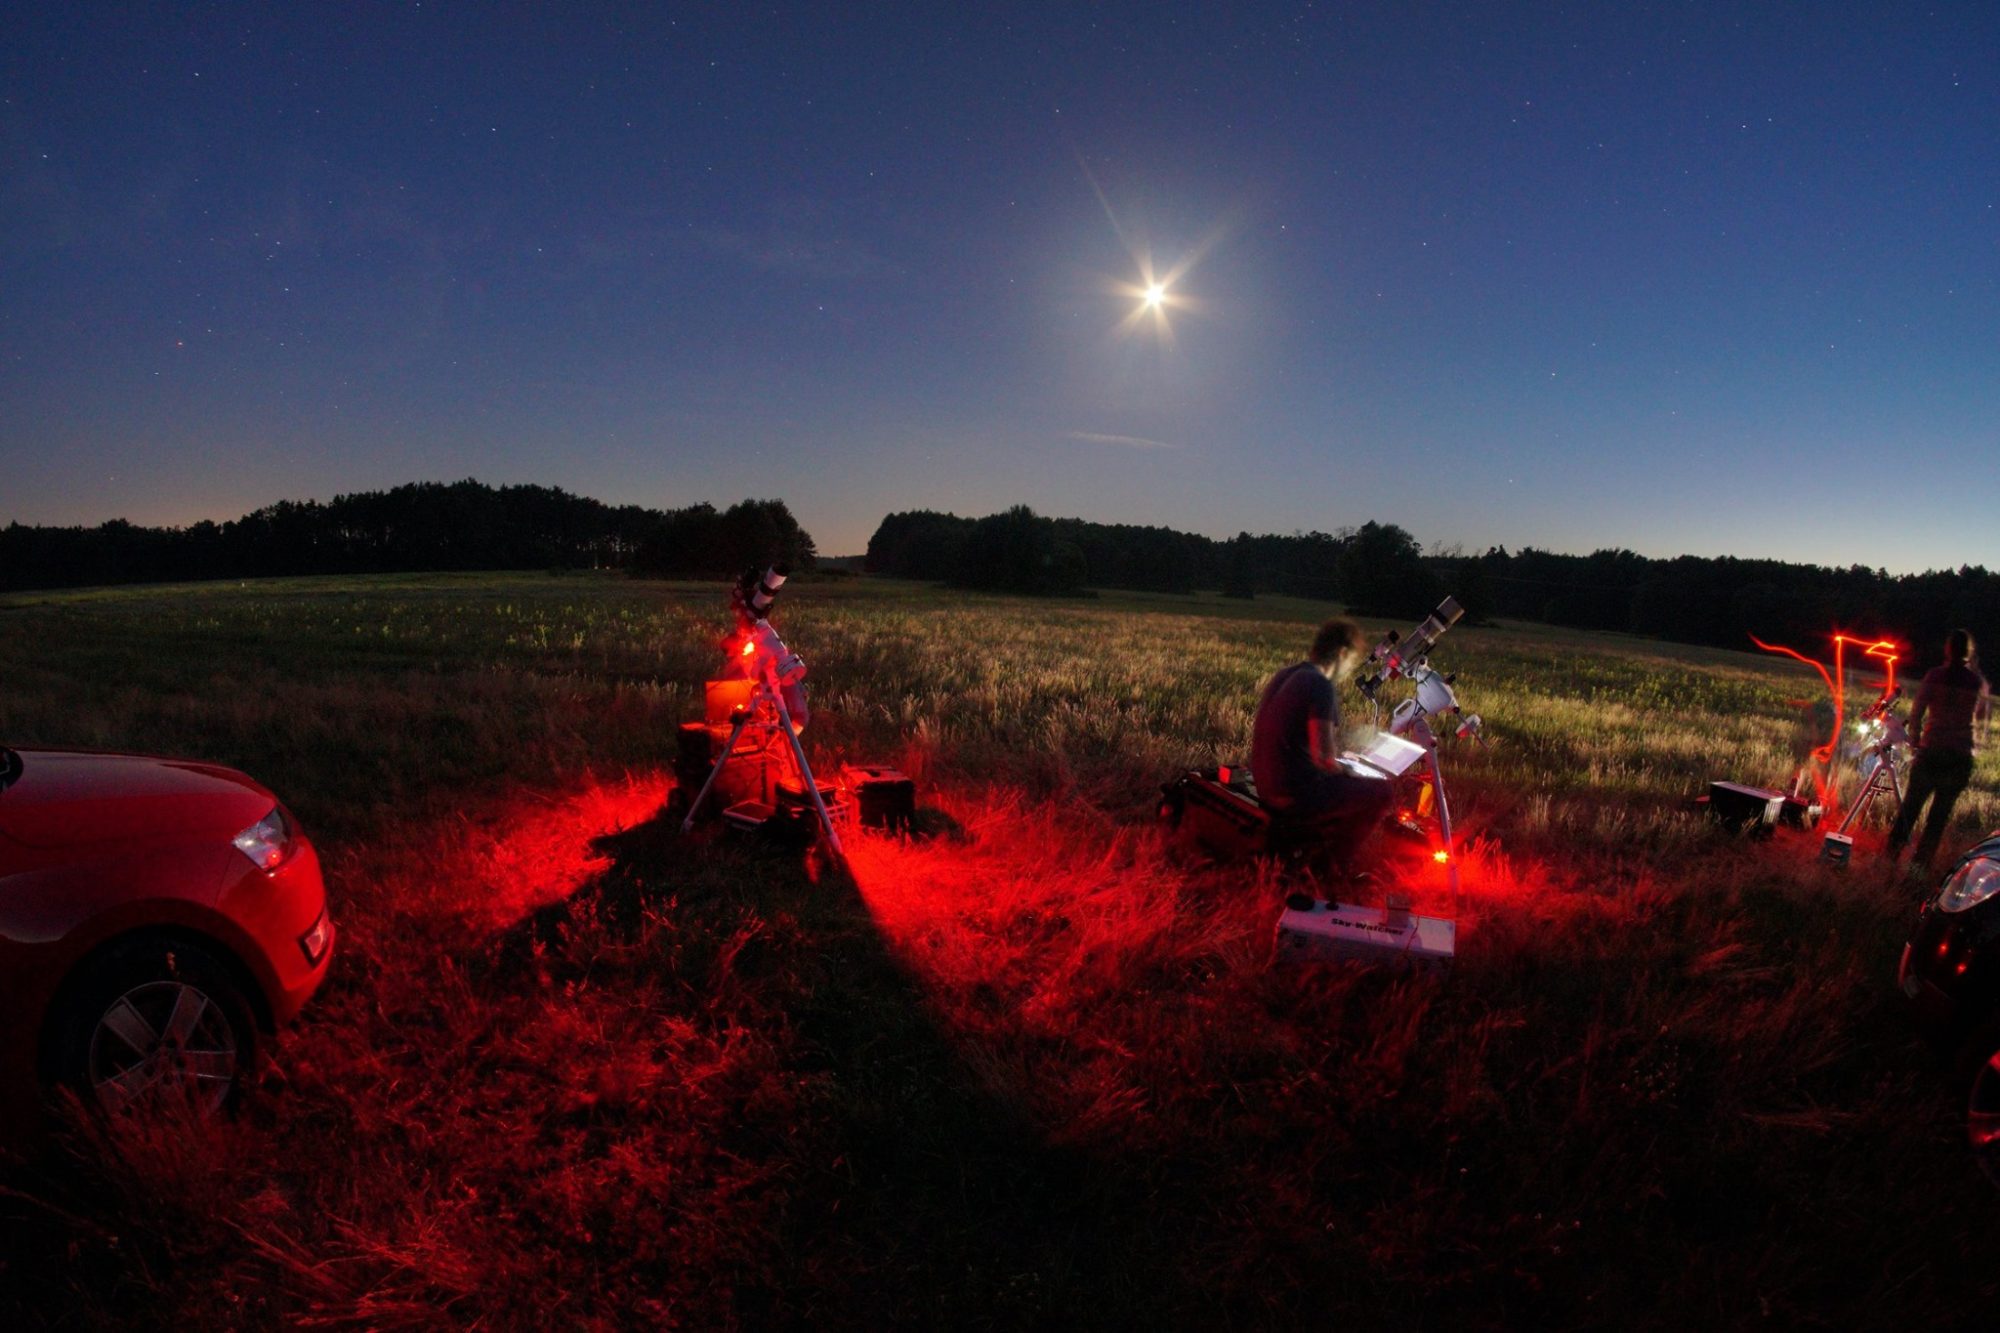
<box><xmin>838</xmin><ymin>764</ymin><xmax>915</xmax><ymax>832</ymax></box>
<box><xmin>677</xmin><ymin>721</ymin><xmax>791</xmax><ymax>813</ymax></box>
<box><xmin>722</xmin><ymin>789</ymin><xmax>845</xmax><ymax>847</ymax></box>
<box><xmin>1703</xmin><ymin>781</ymin><xmax>1786</xmax><ymax>834</ymax></box>
<box><xmin>777</xmin><ymin>778</ymin><xmax>849</xmax><ymax>827</ymax></box>
<box><xmin>1275</xmin><ymin>897</ymin><xmax>1456</xmax><ymax>966</ymax></box>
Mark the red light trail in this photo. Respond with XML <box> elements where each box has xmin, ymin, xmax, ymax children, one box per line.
<box><xmin>1750</xmin><ymin>630</ymin><xmax>1902</xmax><ymax>815</ymax></box>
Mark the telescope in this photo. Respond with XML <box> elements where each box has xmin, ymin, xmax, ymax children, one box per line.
<box><xmin>733</xmin><ymin>564</ymin><xmax>788</xmax><ymax>627</ymax></box>
<box><xmin>681</xmin><ymin>565</ymin><xmax>843</xmax><ymax>856</ymax></box>
<box><xmin>1357</xmin><ymin>596</ymin><xmax>1464</xmax><ymax>700</ymax></box>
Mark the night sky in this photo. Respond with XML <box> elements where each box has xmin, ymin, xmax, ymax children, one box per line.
<box><xmin>4</xmin><ymin>4</ymin><xmax>1995</xmax><ymax>570</ymax></box>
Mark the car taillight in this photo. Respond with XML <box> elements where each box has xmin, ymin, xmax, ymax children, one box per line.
<box><xmin>232</xmin><ymin>807</ymin><xmax>295</xmax><ymax>871</ymax></box>
<box><xmin>1939</xmin><ymin>856</ymin><xmax>2000</xmax><ymax>914</ymax></box>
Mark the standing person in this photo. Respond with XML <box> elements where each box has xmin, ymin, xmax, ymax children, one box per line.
<box><xmin>1249</xmin><ymin>618</ymin><xmax>1394</xmax><ymax>870</ymax></box>
<box><xmin>1887</xmin><ymin>629</ymin><xmax>1992</xmax><ymax>872</ymax></box>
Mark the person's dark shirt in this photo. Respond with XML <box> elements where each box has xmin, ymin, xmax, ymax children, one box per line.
<box><xmin>1911</xmin><ymin>661</ymin><xmax>1991</xmax><ymax>755</ymax></box>
<box><xmin>1250</xmin><ymin>661</ymin><xmax>1338</xmax><ymax>807</ymax></box>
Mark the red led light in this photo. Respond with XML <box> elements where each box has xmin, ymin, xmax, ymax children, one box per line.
<box><xmin>1855</xmin><ymin>637</ymin><xmax>1901</xmax><ymax>697</ymax></box>
<box><xmin>1433</xmin><ymin>849</ymin><xmax>1450</xmax><ymax>864</ymax></box>
<box><xmin>1750</xmin><ymin>635</ymin><xmax>1839</xmax><ymax>766</ymax></box>
<box><xmin>1751</xmin><ymin>629</ymin><xmax>1906</xmax><ymax>815</ymax></box>
<box><xmin>740</xmin><ymin>639</ymin><xmax>756</xmax><ymax>658</ymax></box>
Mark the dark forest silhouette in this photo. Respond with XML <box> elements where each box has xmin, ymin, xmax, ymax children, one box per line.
<box><xmin>1</xmin><ymin>481</ymin><xmax>814</xmax><ymax>590</ymax></box>
<box><xmin>5</xmin><ymin>483</ymin><xmax>1995</xmax><ymax>655</ymax></box>
<box><xmin>866</xmin><ymin>506</ymin><xmax>1999</xmax><ymax>655</ymax></box>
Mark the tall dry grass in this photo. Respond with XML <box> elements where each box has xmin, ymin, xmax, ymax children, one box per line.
<box><xmin>2</xmin><ymin>572</ymin><xmax>1996</xmax><ymax>1328</ymax></box>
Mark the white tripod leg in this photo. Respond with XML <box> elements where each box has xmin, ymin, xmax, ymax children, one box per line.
<box><xmin>1426</xmin><ymin>736</ymin><xmax>1462</xmax><ymax>906</ymax></box>
<box><xmin>765</xmin><ymin>666</ymin><xmax>844</xmax><ymax>859</ymax></box>
<box><xmin>681</xmin><ymin>708</ymin><xmax>753</xmax><ymax>833</ymax></box>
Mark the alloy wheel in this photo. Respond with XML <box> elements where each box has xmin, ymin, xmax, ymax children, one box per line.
<box><xmin>86</xmin><ymin>979</ymin><xmax>241</xmax><ymax>1115</ymax></box>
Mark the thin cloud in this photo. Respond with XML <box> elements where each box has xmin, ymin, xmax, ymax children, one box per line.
<box><xmin>1067</xmin><ymin>431</ymin><xmax>1176</xmax><ymax>450</ymax></box>
<box><xmin>690</xmin><ymin>211</ymin><xmax>903</xmax><ymax>282</ymax></box>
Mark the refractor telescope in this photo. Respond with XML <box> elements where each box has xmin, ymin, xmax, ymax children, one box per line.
<box><xmin>1357</xmin><ymin>597</ymin><xmax>1464</xmax><ymax>701</ymax></box>
<box><xmin>734</xmin><ymin>565</ymin><xmax>787</xmax><ymax>627</ymax></box>
<box><xmin>727</xmin><ymin>564</ymin><xmax>808</xmax><ymax>728</ymax></box>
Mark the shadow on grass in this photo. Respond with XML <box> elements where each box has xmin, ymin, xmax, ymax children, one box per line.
<box><xmin>484</xmin><ymin>811</ymin><xmax>1169</xmax><ymax>1326</ymax></box>
<box><xmin>468</xmin><ymin>803</ymin><xmax>2000</xmax><ymax>1329</ymax></box>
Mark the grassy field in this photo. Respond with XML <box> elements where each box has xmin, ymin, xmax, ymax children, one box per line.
<box><xmin>2</xmin><ymin>571</ymin><xmax>1997</xmax><ymax>1329</ymax></box>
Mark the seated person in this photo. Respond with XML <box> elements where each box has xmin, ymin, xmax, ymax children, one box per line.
<box><xmin>1249</xmin><ymin>617</ymin><xmax>1395</xmax><ymax>869</ymax></box>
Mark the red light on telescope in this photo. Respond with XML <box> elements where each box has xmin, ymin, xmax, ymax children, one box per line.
<box><xmin>1433</xmin><ymin>849</ymin><xmax>1451</xmax><ymax>864</ymax></box>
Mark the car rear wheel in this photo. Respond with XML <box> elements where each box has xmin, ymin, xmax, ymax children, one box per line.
<box><xmin>50</xmin><ymin>940</ymin><xmax>258</xmax><ymax>1118</ymax></box>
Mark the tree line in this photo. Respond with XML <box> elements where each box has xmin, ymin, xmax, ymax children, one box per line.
<box><xmin>0</xmin><ymin>481</ymin><xmax>815</xmax><ymax>591</ymax></box>
<box><xmin>8</xmin><ymin>484</ymin><xmax>1991</xmax><ymax>660</ymax></box>
<box><xmin>867</xmin><ymin>507</ymin><xmax>1456</xmax><ymax>617</ymax></box>
<box><xmin>866</xmin><ymin>505</ymin><xmax>1998</xmax><ymax>655</ymax></box>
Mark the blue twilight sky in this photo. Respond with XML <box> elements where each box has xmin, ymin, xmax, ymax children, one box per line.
<box><xmin>2</xmin><ymin>3</ymin><xmax>1995</xmax><ymax>570</ymax></box>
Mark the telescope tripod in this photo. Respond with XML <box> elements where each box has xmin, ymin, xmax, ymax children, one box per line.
<box><xmin>1374</xmin><ymin>659</ymin><xmax>1481</xmax><ymax>905</ymax></box>
<box><xmin>1820</xmin><ymin>741</ymin><xmax>1903</xmax><ymax>864</ymax></box>
<box><xmin>679</xmin><ymin>661</ymin><xmax>845</xmax><ymax>858</ymax></box>
<box><xmin>1392</xmin><ymin>710</ymin><xmax>1463</xmax><ymax>904</ymax></box>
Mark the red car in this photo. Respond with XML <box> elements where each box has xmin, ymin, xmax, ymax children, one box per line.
<box><xmin>0</xmin><ymin>744</ymin><xmax>332</xmax><ymax>1132</ymax></box>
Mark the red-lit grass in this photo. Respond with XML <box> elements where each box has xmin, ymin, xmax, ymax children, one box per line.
<box><xmin>3</xmin><ymin>574</ymin><xmax>1998</xmax><ymax>1327</ymax></box>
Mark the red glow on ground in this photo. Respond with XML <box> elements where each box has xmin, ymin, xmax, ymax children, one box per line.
<box><xmin>832</xmin><ymin>790</ymin><xmax>1549</xmax><ymax>1016</ymax></box>
<box><xmin>446</xmin><ymin>771</ymin><xmax>674</xmax><ymax>929</ymax></box>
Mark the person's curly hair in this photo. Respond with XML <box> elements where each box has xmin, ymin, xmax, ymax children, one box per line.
<box><xmin>1309</xmin><ymin>617</ymin><xmax>1368</xmax><ymax>667</ymax></box>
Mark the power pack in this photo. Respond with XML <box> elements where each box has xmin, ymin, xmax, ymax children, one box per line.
<box><xmin>1704</xmin><ymin>781</ymin><xmax>1786</xmax><ymax>833</ymax></box>
<box><xmin>1274</xmin><ymin>897</ymin><xmax>1456</xmax><ymax>966</ymax></box>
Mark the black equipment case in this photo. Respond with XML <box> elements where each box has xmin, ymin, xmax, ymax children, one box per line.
<box><xmin>839</xmin><ymin>764</ymin><xmax>916</xmax><ymax>832</ymax></box>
